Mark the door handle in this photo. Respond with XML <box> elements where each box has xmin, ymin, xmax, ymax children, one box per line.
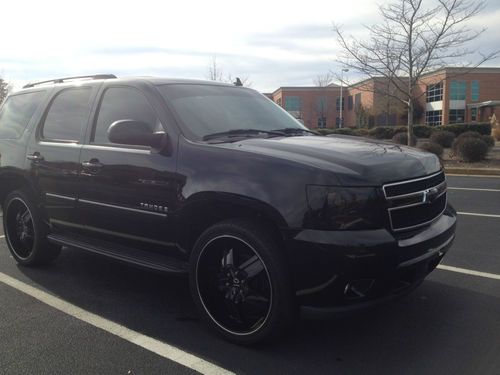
<box><xmin>81</xmin><ymin>159</ymin><xmax>103</xmax><ymax>169</ymax></box>
<box><xmin>26</xmin><ymin>152</ymin><xmax>44</xmax><ymax>161</ymax></box>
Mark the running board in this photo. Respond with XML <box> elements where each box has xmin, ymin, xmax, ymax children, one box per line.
<box><xmin>47</xmin><ymin>234</ymin><xmax>188</xmax><ymax>274</ymax></box>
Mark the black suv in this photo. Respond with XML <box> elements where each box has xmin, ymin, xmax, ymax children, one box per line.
<box><xmin>0</xmin><ymin>75</ymin><xmax>456</xmax><ymax>344</ymax></box>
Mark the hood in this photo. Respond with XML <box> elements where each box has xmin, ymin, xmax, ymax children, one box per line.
<box><xmin>225</xmin><ymin>135</ymin><xmax>441</xmax><ymax>186</ymax></box>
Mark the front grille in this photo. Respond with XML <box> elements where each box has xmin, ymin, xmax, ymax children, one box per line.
<box><xmin>383</xmin><ymin>171</ymin><xmax>447</xmax><ymax>232</ymax></box>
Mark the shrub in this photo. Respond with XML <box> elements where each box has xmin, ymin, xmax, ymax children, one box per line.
<box><xmin>329</xmin><ymin>128</ymin><xmax>357</xmax><ymax>136</ymax></box>
<box><xmin>413</xmin><ymin>125</ymin><xmax>433</xmax><ymax>138</ymax></box>
<box><xmin>353</xmin><ymin>128</ymin><xmax>370</xmax><ymax>137</ymax></box>
<box><xmin>419</xmin><ymin>142</ymin><xmax>443</xmax><ymax>158</ymax></box>
<box><xmin>430</xmin><ymin>131</ymin><xmax>455</xmax><ymax>148</ymax></box>
<box><xmin>369</xmin><ymin>126</ymin><xmax>406</xmax><ymax>139</ymax></box>
<box><xmin>369</xmin><ymin>126</ymin><xmax>392</xmax><ymax>139</ymax></box>
<box><xmin>480</xmin><ymin>135</ymin><xmax>495</xmax><ymax>148</ymax></box>
<box><xmin>316</xmin><ymin>129</ymin><xmax>334</xmax><ymax>135</ymax></box>
<box><xmin>321</xmin><ymin>128</ymin><xmax>364</xmax><ymax>136</ymax></box>
<box><xmin>392</xmin><ymin>132</ymin><xmax>417</xmax><ymax>146</ymax></box>
<box><xmin>455</xmin><ymin>138</ymin><xmax>489</xmax><ymax>162</ymax></box>
<box><xmin>452</xmin><ymin>131</ymin><xmax>481</xmax><ymax>152</ymax></box>
<box><xmin>435</xmin><ymin>123</ymin><xmax>491</xmax><ymax>136</ymax></box>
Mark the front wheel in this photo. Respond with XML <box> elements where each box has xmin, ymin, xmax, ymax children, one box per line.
<box><xmin>189</xmin><ymin>219</ymin><xmax>294</xmax><ymax>344</ymax></box>
<box><xmin>3</xmin><ymin>190</ymin><xmax>61</xmax><ymax>266</ymax></box>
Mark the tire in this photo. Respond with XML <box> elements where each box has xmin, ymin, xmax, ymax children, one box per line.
<box><xmin>189</xmin><ymin>219</ymin><xmax>295</xmax><ymax>345</ymax></box>
<box><xmin>3</xmin><ymin>190</ymin><xmax>61</xmax><ymax>266</ymax></box>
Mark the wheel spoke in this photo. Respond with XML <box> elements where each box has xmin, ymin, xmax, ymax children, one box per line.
<box><xmin>239</xmin><ymin>255</ymin><xmax>264</xmax><ymax>279</ymax></box>
<box><xmin>225</xmin><ymin>299</ymin><xmax>245</xmax><ymax>324</ymax></box>
<box><xmin>221</xmin><ymin>248</ymin><xmax>234</xmax><ymax>267</ymax></box>
<box><xmin>20</xmin><ymin>209</ymin><xmax>31</xmax><ymax>224</ymax></box>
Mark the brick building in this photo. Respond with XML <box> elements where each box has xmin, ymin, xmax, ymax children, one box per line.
<box><xmin>269</xmin><ymin>67</ymin><xmax>500</xmax><ymax>129</ymax></box>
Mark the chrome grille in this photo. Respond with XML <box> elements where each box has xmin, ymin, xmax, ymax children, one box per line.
<box><xmin>383</xmin><ymin>171</ymin><xmax>447</xmax><ymax>232</ymax></box>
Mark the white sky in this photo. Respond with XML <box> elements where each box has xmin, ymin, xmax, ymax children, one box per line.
<box><xmin>1</xmin><ymin>0</ymin><xmax>499</xmax><ymax>92</ymax></box>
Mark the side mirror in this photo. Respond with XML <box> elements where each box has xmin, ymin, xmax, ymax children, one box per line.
<box><xmin>107</xmin><ymin>119</ymin><xmax>166</xmax><ymax>149</ymax></box>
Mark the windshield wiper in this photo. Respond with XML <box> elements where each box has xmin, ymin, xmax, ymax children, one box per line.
<box><xmin>271</xmin><ymin>127</ymin><xmax>319</xmax><ymax>136</ymax></box>
<box><xmin>202</xmin><ymin>128</ymin><xmax>286</xmax><ymax>141</ymax></box>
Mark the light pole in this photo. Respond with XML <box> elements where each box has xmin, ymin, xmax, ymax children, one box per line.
<box><xmin>339</xmin><ymin>68</ymin><xmax>349</xmax><ymax>128</ymax></box>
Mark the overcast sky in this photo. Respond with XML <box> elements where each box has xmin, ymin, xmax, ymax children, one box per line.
<box><xmin>1</xmin><ymin>0</ymin><xmax>499</xmax><ymax>92</ymax></box>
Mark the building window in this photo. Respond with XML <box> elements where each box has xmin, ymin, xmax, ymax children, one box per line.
<box><xmin>348</xmin><ymin>95</ymin><xmax>353</xmax><ymax>111</ymax></box>
<box><xmin>425</xmin><ymin>110</ymin><xmax>442</xmax><ymax>126</ymax></box>
<box><xmin>316</xmin><ymin>96</ymin><xmax>327</xmax><ymax>112</ymax></box>
<box><xmin>354</xmin><ymin>93</ymin><xmax>361</xmax><ymax>110</ymax></box>
<box><xmin>285</xmin><ymin>96</ymin><xmax>301</xmax><ymax>111</ymax></box>
<box><xmin>335</xmin><ymin>117</ymin><xmax>340</xmax><ymax>127</ymax></box>
<box><xmin>449</xmin><ymin>109</ymin><xmax>465</xmax><ymax>124</ymax></box>
<box><xmin>471</xmin><ymin>81</ymin><xmax>480</xmax><ymax>101</ymax></box>
<box><xmin>317</xmin><ymin>117</ymin><xmax>327</xmax><ymax>128</ymax></box>
<box><xmin>426</xmin><ymin>82</ymin><xmax>443</xmax><ymax>103</ymax></box>
<box><xmin>336</xmin><ymin>97</ymin><xmax>344</xmax><ymax>111</ymax></box>
<box><xmin>276</xmin><ymin>98</ymin><xmax>282</xmax><ymax>106</ymax></box>
<box><xmin>450</xmin><ymin>81</ymin><xmax>467</xmax><ymax>100</ymax></box>
<box><xmin>471</xmin><ymin>107</ymin><xmax>478</xmax><ymax>121</ymax></box>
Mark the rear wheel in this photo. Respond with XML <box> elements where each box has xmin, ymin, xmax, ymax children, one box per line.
<box><xmin>3</xmin><ymin>190</ymin><xmax>61</xmax><ymax>266</ymax></box>
<box><xmin>189</xmin><ymin>219</ymin><xmax>294</xmax><ymax>344</ymax></box>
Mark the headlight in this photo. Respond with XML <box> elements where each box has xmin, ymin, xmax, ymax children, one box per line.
<box><xmin>305</xmin><ymin>185</ymin><xmax>385</xmax><ymax>230</ymax></box>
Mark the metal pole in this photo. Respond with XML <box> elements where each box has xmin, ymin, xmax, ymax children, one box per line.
<box><xmin>339</xmin><ymin>74</ymin><xmax>343</xmax><ymax>128</ymax></box>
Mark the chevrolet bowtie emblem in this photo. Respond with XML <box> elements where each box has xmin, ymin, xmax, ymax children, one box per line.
<box><xmin>422</xmin><ymin>187</ymin><xmax>439</xmax><ymax>204</ymax></box>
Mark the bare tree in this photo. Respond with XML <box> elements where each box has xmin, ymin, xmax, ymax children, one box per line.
<box><xmin>0</xmin><ymin>77</ymin><xmax>9</xmax><ymax>104</ymax></box>
<box><xmin>313</xmin><ymin>72</ymin><xmax>334</xmax><ymax>87</ymax></box>
<box><xmin>207</xmin><ymin>55</ymin><xmax>224</xmax><ymax>82</ymax></box>
<box><xmin>334</xmin><ymin>0</ymin><xmax>498</xmax><ymax>144</ymax></box>
<box><xmin>206</xmin><ymin>55</ymin><xmax>252</xmax><ymax>87</ymax></box>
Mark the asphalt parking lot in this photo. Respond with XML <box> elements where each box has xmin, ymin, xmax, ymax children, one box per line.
<box><xmin>0</xmin><ymin>175</ymin><xmax>499</xmax><ymax>375</ymax></box>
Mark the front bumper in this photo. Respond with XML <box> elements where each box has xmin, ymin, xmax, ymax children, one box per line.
<box><xmin>285</xmin><ymin>205</ymin><xmax>456</xmax><ymax>318</ymax></box>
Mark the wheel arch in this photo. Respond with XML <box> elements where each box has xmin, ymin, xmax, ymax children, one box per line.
<box><xmin>177</xmin><ymin>192</ymin><xmax>289</xmax><ymax>254</ymax></box>
<box><xmin>0</xmin><ymin>169</ymin><xmax>36</xmax><ymax>208</ymax></box>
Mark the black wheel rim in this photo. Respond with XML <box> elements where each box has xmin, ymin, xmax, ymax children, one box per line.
<box><xmin>196</xmin><ymin>235</ymin><xmax>272</xmax><ymax>335</ymax></box>
<box><xmin>5</xmin><ymin>198</ymin><xmax>35</xmax><ymax>259</ymax></box>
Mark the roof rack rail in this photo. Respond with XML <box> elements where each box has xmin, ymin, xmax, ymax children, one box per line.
<box><xmin>23</xmin><ymin>74</ymin><xmax>117</xmax><ymax>89</ymax></box>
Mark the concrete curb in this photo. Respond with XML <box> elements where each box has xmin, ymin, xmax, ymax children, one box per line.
<box><xmin>444</xmin><ymin>167</ymin><xmax>500</xmax><ymax>176</ymax></box>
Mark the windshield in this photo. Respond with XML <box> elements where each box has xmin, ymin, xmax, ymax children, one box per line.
<box><xmin>158</xmin><ymin>84</ymin><xmax>308</xmax><ymax>141</ymax></box>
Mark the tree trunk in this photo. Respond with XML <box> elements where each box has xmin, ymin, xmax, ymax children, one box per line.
<box><xmin>407</xmin><ymin>101</ymin><xmax>414</xmax><ymax>146</ymax></box>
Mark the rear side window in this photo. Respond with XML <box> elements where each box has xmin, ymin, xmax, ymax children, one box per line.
<box><xmin>0</xmin><ymin>91</ymin><xmax>45</xmax><ymax>139</ymax></box>
<box><xmin>93</xmin><ymin>87</ymin><xmax>159</xmax><ymax>145</ymax></box>
<box><xmin>42</xmin><ymin>88</ymin><xmax>93</xmax><ymax>142</ymax></box>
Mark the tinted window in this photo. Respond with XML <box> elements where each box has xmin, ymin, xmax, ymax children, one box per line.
<box><xmin>42</xmin><ymin>88</ymin><xmax>92</xmax><ymax>141</ymax></box>
<box><xmin>93</xmin><ymin>87</ymin><xmax>158</xmax><ymax>145</ymax></box>
<box><xmin>0</xmin><ymin>91</ymin><xmax>45</xmax><ymax>139</ymax></box>
<box><xmin>159</xmin><ymin>84</ymin><xmax>305</xmax><ymax>140</ymax></box>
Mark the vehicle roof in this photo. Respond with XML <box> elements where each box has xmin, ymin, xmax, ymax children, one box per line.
<box><xmin>14</xmin><ymin>76</ymin><xmax>237</xmax><ymax>94</ymax></box>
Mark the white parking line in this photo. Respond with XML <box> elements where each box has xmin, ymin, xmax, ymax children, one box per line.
<box><xmin>0</xmin><ymin>271</ymin><xmax>234</xmax><ymax>375</ymax></box>
<box><xmin>437</xmin><ymin>265</ymin><xmax>500</xmax><ymax>280</ymax></box>
<box><xmin>448</xmin><ymin>187</ymin><xmax>500</xmax><ymax>192</ymax></box>
<box><xmin>0</xmin><ymin>235</ymin><xmax>4</xmax><ymax>239</ymax></box>
<box><xmin>457</xmin><ymin>211</ymin><xmax>500</xmax><ymax>218</ymax></box>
